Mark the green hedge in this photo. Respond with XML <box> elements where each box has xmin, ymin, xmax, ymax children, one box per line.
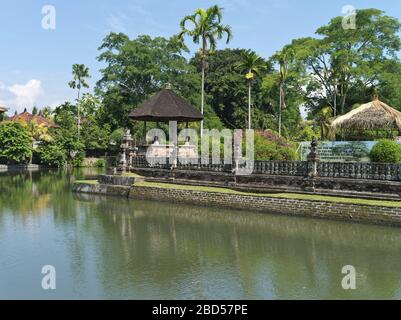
<box><xmin>370</xmin><ymin>140</ymin><xmax>401</xmax><ymax>163</ymax></box>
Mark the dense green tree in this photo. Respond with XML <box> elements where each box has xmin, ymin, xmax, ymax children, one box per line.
<box><xmin>77</xmin><ymin>94</ymin><xmax>111</xmax><ymax>155</ymax></box>
<box><xmin>288</xmin><ymin>9</ymin><xmax>401</xmax><ymax>118</ymax></box>
<box><xmin>36</xmin><ymin>142</ymin><xmax>67</xmax><ymax>167</ymax></box>
<box><xmin>193</xmin><ymin>49</ymin><xmax>272</xmax><ymax>130</ymax></box>
<box><xmin>0</xmin><ymin>122</ymin><xmax>32</xmax><ymax>164</ymax></box>
<box><xmin>178</xmin><ymin>5</ymin><xmax>232</xmax><ymax>135</ymax></box>
<box><xmin>263</xmin><ymin>48</ymin><xmax>305</xmax><ymax>138</ymax></box>
<box><xmin>97</xmin><ymin>33</ymin><xmax>222</xmax><ymax>137</ymax></box>
<box><xmin>53</xmin><ymin>103</ymin><xmax>85</xmax><ymax>164</ymax></box>
<box><xmin>375</xmin><ymin>60</ymin><xmax>401</xmax><ymax>110</ymax></box>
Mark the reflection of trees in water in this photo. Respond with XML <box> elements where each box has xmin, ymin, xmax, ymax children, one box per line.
<box><xmin>0</xmin><ymin>169</ymin><xmax>104</xmax><ymax>294</ymax></box>
<box><xmin>0</xmin><ymin>171</ymin><xmax>65</xmax><ymax>216</ymax></box>
<box><xmin>2</xmin><ymin>169</ymin><xmax>401</xmax><ymax>298</ymax></box>
<box><xmin>74</xmin><ymin>193</ymin><xmax>401</xmax><ymax>299</ymax></box>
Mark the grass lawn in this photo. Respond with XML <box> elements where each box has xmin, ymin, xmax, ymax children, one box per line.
<box><xmin>74</xmin><ymin>180</ymin><xmax>99</xmax><ymax>185</ymax></box>
<box><xmin>134</xmin><ymin>181</ymin><xmax>401</xmax><ymax>208</ymax></box>
<box><xmin>121</xmin><ymin>172</ymin><xmax>143</xmax><ymax>177</ymax></box>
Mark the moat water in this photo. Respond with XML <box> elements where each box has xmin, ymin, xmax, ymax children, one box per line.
<box><xmin>1</xmin><ymin>169</ymin><xmax>401</xmax><ymax>299</ymax></box>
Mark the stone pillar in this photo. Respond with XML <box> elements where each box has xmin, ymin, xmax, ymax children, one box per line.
<box><xmin>128</xmin><ymin>151</ymin><xmax>134</xmax><ymax>171</ymax></box>
<box><xmin>307</xmin><ymin>138</ymin><xmax>320</xmax><ymax>178</ymax></box>
<box><xmin>171</xmin><ymin>142</ymin><xmax>178</xmax><ymax>169</ymax></box>
<box><xmin>232</xmin><ymin>131</ymin><xmax>242</xmax><ymax>177</ymax></box>
<box><xmin>118</xmin><ymin>129</ymin><xmax>133</xmax><ymax>173</ymax></box>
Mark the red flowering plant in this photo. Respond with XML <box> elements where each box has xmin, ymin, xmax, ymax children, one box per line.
<box><xmin>251</xmin><ymin>130</ymin><xmax>298</xmax><ymax>161</ymax></box>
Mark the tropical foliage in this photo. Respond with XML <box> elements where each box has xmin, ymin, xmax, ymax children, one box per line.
<box><xmin>3</xmin><ymin>6</ymin><xmax>401</xmax><ymax>166</ymax></box>
<box><xmin>178</xmin><ymin>5</ymin><xmax>232</xmax><ymax>134</ymax></box>
<box><xmin>0</xmin><ymin>122</ymin><xmax>32</xmax><ymax>164</ymax></box>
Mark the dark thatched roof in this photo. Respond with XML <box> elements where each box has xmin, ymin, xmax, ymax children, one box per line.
<box><xmin>331</xmin><ymin>99</ymin><xmax>401</xmax><ymax>131</ymax></box>
<box><xmin>0</xmin><ymin>106</ymin><xmax>7</xmax><ymax>113</ymax></box>
<box><xmin>129</xmin><ymin>88</ymin><xmax>203</xmax><ymax>122</ymax></box>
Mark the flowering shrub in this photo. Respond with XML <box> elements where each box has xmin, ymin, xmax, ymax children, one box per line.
<box><xmin>254</xmin><ymin>130</ymin><xmax>298</xmax><ymax>161</ymax></box>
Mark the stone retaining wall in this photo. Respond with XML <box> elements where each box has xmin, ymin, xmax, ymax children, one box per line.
<box><xmin>73</xmin><ymin>183</ymin><xmax>131</xmax><ymax>197</ymax></box>
<box><xmin>132</xmin><ymin>167</ymin><xmax>401</xmax><ymax>199</ymax></box>
<box><xmin>0</xmin><ymin>164</ymin><xmax>49</xmax><ymax>171</ymax></box>
<box><xmin>98</xmin><ymin>174</ymin><xmax>143</xmax><ymax>186</ymax></box>
<box><xmin>73</xmin><ymin>182</ymin><xmax>401</xmax><ymax>227</ymax></box>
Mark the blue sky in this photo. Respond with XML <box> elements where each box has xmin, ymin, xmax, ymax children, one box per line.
<box><xmin>0</xmin><ymin>0</ymin><xmax>400</xmax><ymax>114</ymax></box>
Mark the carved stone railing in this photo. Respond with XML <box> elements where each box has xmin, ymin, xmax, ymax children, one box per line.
<box><xmin>253</xmin><ymin>160</ymin><xmax>308</xmax><ymax>176</ymax></box>
<box><xmin>129</xmin><ymin>155</ymin><xmax>401</xmax><ymax>182</ymax></box>
<box><xmin>177</xmin><ymin>158</ymin><xmax>232</xmax><ymax>173</ymax></box>
<box><xmin>131</xmin><ymin>156</ymin><xmax>232</xmax><ymax>172</ymax></box>
<box><xmin>318</xmin><ymin>162</ymin><xmax>401</xmax><ymax>181</ymax></box>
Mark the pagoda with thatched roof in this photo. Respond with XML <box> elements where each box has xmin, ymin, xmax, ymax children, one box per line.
<box><xmin>128</xmin><ymin>86</ymin><xmax>203</xmax><ymax>157</ymax></box>
<box><xmin>129</xmin><ymin>86</ymin><xmax>203</xmax><ymax>123</ymax></box>
<box><xmin>331</xmin><ymin>97</ymin><xmax>401</xmax><ymax>141</ymax></box>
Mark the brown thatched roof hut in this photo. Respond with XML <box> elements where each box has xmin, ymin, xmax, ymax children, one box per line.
<box><xmin>129</xmin><ymin>87</ymin><xmax>203</xmax><ymax>122</ymax></box>
<box><xmin>0</xmin><ymin>106</ymin><xmax>8</xmax><ymax>114</ymax></box>
<box><xmin>332</xmin><ymin>98</ymin><xmax>401</xmax><ymax>132</ymax></box>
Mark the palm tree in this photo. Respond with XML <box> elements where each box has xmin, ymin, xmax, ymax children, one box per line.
<box><xmin>68</xmin><ymin>64</ymin><xmax>90</xmax><ymax>140</ymax></box>
<box><xmin>316</xmin><ymin>106</ymin><xmax>335</xmax><ymax>140</ymax></box>
<box><xmin>236</xmin><ymin>50</ymin><xmax>266</xmax><ymax>129</ymax></box>
<box><xmin>276</xmin><ymin>47</ymin><xmax>294</xmax><ymax>136</ymax></box>
<box><xmin>178</xmin><ymin>5</ymin><xmax>232</xmax><ymax>136</ymax></box>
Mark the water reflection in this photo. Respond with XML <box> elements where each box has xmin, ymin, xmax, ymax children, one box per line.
<box><xmin>1</xmin><ymin>170</ymin><xmax>401</xmax><ymax>299</ymax></box>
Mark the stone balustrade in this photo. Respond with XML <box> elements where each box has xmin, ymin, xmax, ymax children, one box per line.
<box><xmin>118</xmin><ymin>137</ymin><xmax>401</xmax><ymax>182</ymax></box>
<box><xmin>128</xmin><ymin>154</ymin><xmax>401</xmax><ymax>182</ymax></box>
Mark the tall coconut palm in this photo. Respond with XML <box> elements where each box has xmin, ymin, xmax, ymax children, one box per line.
<box><xmin>275</xmin><ymin>47</ymin><xmax>294</xmax><ymax>137</ymax></box>
<box><xmin>236</xmin><ymin>50</ymin><xmax>266</xmax><ymax>130</ymax></box>
<box><xmin>178</xmin><ymin>5</ymin><xmax>232</xmax><ymax>136</ymax></box>
<box><xmin>68</xmin><ymin>64</ymin><xmax>90</xmax><ymax>140</ymax></box>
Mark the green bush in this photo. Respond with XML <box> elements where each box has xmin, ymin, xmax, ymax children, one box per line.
<box><xmin>72</xmin><ymin>151</ymin><xmax>86</xmax><ymax>167</ymax></box>
<box><xmin>0</xmin><ymin>122</ymin><xmax>32</xmax><ymax>164</ymax></box>
<box><xmin>254</xmin><ymin>131</ymin><xmax>298</xmax><ymax>161</ymax></box>
<box><xmin>94</xmin><ymin>159</ymin><xmax>107</xmax><ymax>168</ymax></box>
<box><xmin>36</xmin><ymin>143</ymin><xmax>67</xmax><ymax>167</ymax></box>
<box><xmin>369</xmin><ymin>140</ymin><xmax>401</xmax><ymax>163</ymax></box>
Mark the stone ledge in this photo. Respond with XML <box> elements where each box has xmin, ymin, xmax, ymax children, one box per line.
<box><xmin>98</xmin><ymin>174</ymin><xmax>144</xmax><ymax>186</ymax></box>
<box><xmin>0</xmin><ymin>164</ymin><xmax>49</xmax><ymax>171</ymax></box>
<box><xmin>72</xmin><ymin>182</ymin><xmax>401</xmax><ymax>227</ymax></box>
<box><xmin>131</xmin><ymin>168</ymin><xmax>401</xmax><ymax>201</ymax></box>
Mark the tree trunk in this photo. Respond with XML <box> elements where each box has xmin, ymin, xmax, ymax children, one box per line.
<box><xmin>340</xmin><ymin>84</ymin><xmax>346</xmax><ymax>115</ymax></box>
<box><xmin>77</xmin><ymin>86</ymin><xmax>81</xmax><ymax>141</ymax></box>
<box><xmin>279</xmin><ymin>82</ymin><xmax>283</xmax><ymax>137</ymax></box>
<box><xmin>30</xmin><ymin>141</ymin><xmax>34</xmax><ymax>164</ymax></box>
<box><xmin>333</xmin><ymin>84</ymin><xmax>337</xmax><ymax>117</ymax></box>
<box><xmin>200</xmin><ymin>38</ymin><xmax>207</xmax><ymax>139</ymax></box>
<box><xmin>340</xmin><ymin>93</ymin><xmax>347</xmax><ymax>115</ymax></box>
<box><xmin>248</xmin><ymin>82</ymin><xmax>251</xmax><ymax>130</ymax></box>
<box><xmin>201</xmin><ymin>66</ymin><xmax>205</xmax><ymax>138</ymax></box>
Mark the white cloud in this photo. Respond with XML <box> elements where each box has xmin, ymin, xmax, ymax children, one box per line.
<box><xmin>0</xmin><ymin>79</ymin><xmax>44</xmax><ymax>113</ymax></box>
